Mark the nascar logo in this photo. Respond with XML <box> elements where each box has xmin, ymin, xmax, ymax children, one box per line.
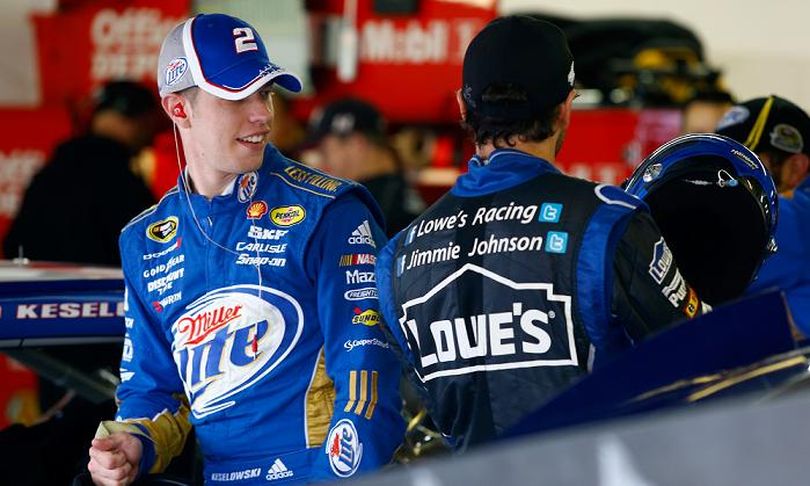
<box><xmin>270</xmin><ymin>205</ymin><xmax>306</xmax><ymax>227</ymax></box>
<box><xmin>146</xmin><ymin>216</ymin><xmax>179</xmax><ymax>243</ymax></box>
<box><xmin>338</xmin><ymin>254</ymin><xmax>376</xmax><ymax>267</ymax></box>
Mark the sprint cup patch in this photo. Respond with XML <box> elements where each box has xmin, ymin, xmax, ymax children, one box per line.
<box><xmin>147</xmin><ymin>216</ymin><xmax>179</xmax><ymax>243</ymax></box>
<box><xmin>326</xmin><ymin>419</ymin><xmax>363</xmax><ymax>478</ymax></box>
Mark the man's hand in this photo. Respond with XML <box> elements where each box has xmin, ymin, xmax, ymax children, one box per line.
<box><xmin>88</xmin><ymin>432</ymin><xmax>143</xmax><ymax>486</ymax></box>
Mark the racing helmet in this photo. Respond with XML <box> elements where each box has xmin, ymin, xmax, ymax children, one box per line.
<box><xmin>624</xmin><ymin>133</ymin><xmax>778</xmax><ymax>305</ymax></box>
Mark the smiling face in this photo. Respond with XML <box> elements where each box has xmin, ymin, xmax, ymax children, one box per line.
<box><xmin>179</xmin><ymin>86</ymin><xmax>275</xmax><ymax>192</ymax></box>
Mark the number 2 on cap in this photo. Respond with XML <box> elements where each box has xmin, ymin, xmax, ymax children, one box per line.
<box><xmin>233</xmin><ymin>27</ymin><xmax>258</xmax><ymax>53</ymax></box>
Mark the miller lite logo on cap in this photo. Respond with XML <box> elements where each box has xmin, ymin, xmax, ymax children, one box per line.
<box><xmin>165</xmin><ymin>58</ymin><xmax>189</xmax><ymax>86</ymax></box>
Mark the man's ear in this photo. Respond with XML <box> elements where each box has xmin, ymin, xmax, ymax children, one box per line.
<box><xmin>456</xmin><ymin>89</ymin><xmax>468</xmax><ymax>121</ymax></box>
<box><xmin>161</xmin><ymin>93</ymin><xmax>192</xmax><ymax>129</ymax></box>
<box><xmin>784</xmin><ymin>153</ymin><xmax>810</xmax><ymax>191</ymax></box>
<box><xmin>557</xmin><ymin>89</ymin><xmax>577</xmax><ymax>132</ymax></box>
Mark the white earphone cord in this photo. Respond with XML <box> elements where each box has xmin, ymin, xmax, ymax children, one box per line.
<box><xmin>172</xmin><ymin>123</ymin><xmax>264</xmax><ymax>357</ymax></box>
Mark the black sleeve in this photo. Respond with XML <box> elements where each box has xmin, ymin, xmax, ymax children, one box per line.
<box><xmin>611</xmin><ymin>210</ymin><xmax>706</xmax><ymax>341</ymax></box>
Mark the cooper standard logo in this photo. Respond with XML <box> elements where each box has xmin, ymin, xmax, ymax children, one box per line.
<box><xmin>399</xmin><ymin>263</ymin><xmax>577</xmax><ymax>382</ymax></box>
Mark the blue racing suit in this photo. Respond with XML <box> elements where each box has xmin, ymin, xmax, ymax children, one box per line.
<box><xmin>110</xmin><ymin>145</ymin><xmax>404</xmax><ymax>484</ymax></box>
<box><xmin>748</xmin><ymin>177</ymin><xmax>810</xmax><ymax>335</ymax></box>
<box><xmin>376</xmin><ymin>149</ymin><xmax>704</xmax><ymax>450</ymax></box>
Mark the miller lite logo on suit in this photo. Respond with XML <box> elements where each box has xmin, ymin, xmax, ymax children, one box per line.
<box><xmin>172</xmin><ymin>285</ymin><xmax>303</xmax><ymax>418</ymax></box>
<box><xmin>326</xmin><ymin>419</ymin><xmax>363</xmax><ymax>477</ymax></box>
<box><xmin>146</xmin><ymin>216</ymin><xmax>179</xmax><ymax>243</ymax></box>
<box><xmin>399</xmin><ymin>263</ymin><xmax>577</xmax><ymax>382</ymax></box>
<box><xmin>237</xmin><ymin>172</ymin><xmax>258</xmax><ymax>203</ymax></box>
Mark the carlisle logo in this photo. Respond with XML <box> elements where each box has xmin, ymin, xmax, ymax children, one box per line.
<box><xmin>326</xmin><ymin>419</ymin><xmax>363</xmax><ymax>478</ymax></box>
<box><xmin>165</xmin><ymin>57</ymin><xmax>188</xmax><ymax>86</ymax></box>
<box><xmin>338</xmin><ymin>254</ymin><xmax>376</xmax><ymax>267</ymax></box>
<box><xmin>352</xmin><ymin>308</ymin><xmax>380</xmax><ymax>327</ymax></box>
<box><xmin>269</xmin><ymin>205</ymin><xmax>306</xmax><ymax>227</ymax></box>
<box><xmin>237</xmin><ymin>172</ymin><xmax>258</xmax><ymax>203</ymax></box>
<box><xmin>246</xmin><ymin>201</ymin><xmax>269</xmax><ymax>219</ymax></box>
<box><xmin>147</xmin><ymin>217</ymin><xmax>179</xmax><ymax>243</ymax></box>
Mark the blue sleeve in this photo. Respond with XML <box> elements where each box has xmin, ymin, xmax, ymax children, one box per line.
<box><xmin>305</xmin><ymin>193</ymin><xmax>405</xmax><ymax>481</ymax></box>
<box><xmin>114</xmin><ymin>234</ymin><xmax>192</xmax><ymax>475</ymax></box>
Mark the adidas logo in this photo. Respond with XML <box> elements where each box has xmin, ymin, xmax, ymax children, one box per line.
<box><xmin>265</xmin><ymin>458</ymin><xmax>294</xmax><ymax>481</ymax></box>
<box><xmin>348</xmin><ymin>220</ymin><xmax>376</xmax><ymax>248</ymax></box>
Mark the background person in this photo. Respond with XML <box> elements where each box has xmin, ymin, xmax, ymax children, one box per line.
<box><xmin>716</xmin><ymin>95</ymin><xmax>810</xmax><ymax>335</ymax></box>
<box><xmin>310</xmin><ymin>98</ymin><xmax>425</xmax><ymax>237</ymax></box>
<box><xmin>3</xmin><ymin>80</ymin><xmax>157</xmax><ymax>265</ymax></box>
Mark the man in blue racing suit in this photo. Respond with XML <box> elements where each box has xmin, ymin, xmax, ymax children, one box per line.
<box><xmin>87</xmin><ymin>14</ymin><xmax>403</xmax><ymax>485</ymax></box>
<box><xmin>375</xmin><ymin>16</ymin><xmax>707</xmax><ymax>451</ymax></box>
<box><xmin>716</xmin><ymin>95</ymin><xmax>810</xmax><ymax>334</ymax></box>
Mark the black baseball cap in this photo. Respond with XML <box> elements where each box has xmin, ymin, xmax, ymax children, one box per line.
<box><xmin>311</xmin><ymin>98</ymin><xmax>386</xmax><ymax>140</ymax></box>
<box><xmin>462</xmin><ymin>16</ymin><xmax>575</xmax><ymax>119</ymax></box>
<box><xmin>94</xmin><ymin>80</ymin><xmax>158</xmax><ymax>118</ymax></box>
<box><xmin>715</xmin><ymin>95</ymin><xmax>810</xmax><ymax>156</ymax></box>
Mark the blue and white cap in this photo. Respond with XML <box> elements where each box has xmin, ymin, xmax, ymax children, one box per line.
<box><xmin>157</xmin><ymin>13</ymin><xmax>302</xmax><ymax>100</ymax></box>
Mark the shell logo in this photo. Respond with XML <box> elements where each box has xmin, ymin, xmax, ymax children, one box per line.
<box><xmin>246</xmin><ymin>201</ymin><xmax>269</xmax><ymax>219</ymax></box>
<box><xmin>269</xmin><ymin>205</ymin><xmax>306</xmax><ymax>227</ymax></box>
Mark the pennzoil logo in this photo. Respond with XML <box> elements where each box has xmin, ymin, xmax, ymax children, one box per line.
<box><xmin>147</xmin><ymin>217</ymin><xmax>179</xmax><ymax>243</ymax></box>
<box><xmin>352</xmin><ymin>308</ymin><xmax>380</xmax><ymax>327</ymax></box>
<box><xmin>270</xmin><ymin>205</ymin><xmax>306</xmax><ymax>227</ymax></box>
<box><xmin>246</xmin><ymin>201</ymin><xmax>269</xmax><ymax>219</ymax></box>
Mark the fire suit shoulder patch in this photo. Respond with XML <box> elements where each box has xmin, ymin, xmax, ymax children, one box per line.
<box><xmin>272</xmin><ymin>162</ymin><xmax>347</xmax><ymax>198</ymax></box>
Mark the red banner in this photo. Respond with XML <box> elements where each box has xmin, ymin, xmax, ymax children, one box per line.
<box><xmin>0</xmin><ymin>108</ymin><xmax>73</xmax><ymax>253</ymax></box>
<box><xmin>33</xmin><ymin>0</ymin><xmax>189</xmax><ymax>104</ymax></box>
<box><xmin>298</xmin><ymin>0</ymin><xmax>496</xmax><ymax>123</ymax></box>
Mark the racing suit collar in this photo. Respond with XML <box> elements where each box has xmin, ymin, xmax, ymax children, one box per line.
<box><xmin>452</xmin><ymin>148</ymin><xmax>561</xmax><ymax>197</ymax></box>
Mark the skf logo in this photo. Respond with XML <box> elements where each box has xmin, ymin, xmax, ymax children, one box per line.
<box><xmin>326</xmin><ymin>419</ymin><xmax>363</xmax><ymax>478</ymax></box>
<box><xmin>352</xmin><ymin>308</ymin><xmax>380</xmax><ymax>327</ymax></box>
<box><xmin>339</xmin><ymin>254</ymin><xmax>376</xmax><ymax>267</ymax></box>
<box><xmin>237</xmin><ymin>172</ymin><xmax>258</xmax><ymax>203</ymax></box>
<box><xmin>147</xmin><ymin>217</ymin><xmax>179</xmax><ymax>243</ymax></box>
<box><xmin>165</xmin><ymin>57</ymin><xmax>188</xmax><ymax>86</ymax></box>
<box><xmin>270</xmin><ymin>205</ymin><xmax>306</xmax><ymax>227</ymax></box>
<box><xmin>246</xmin><ymin>201</ymin><xmax>269</xmax><ymax>219</ymax></box>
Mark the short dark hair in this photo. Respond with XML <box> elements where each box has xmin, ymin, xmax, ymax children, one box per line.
<box><xmin>462</xmin><ymin>84</ymin><xmax>561</xmax><ymax>148</ymax></box>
